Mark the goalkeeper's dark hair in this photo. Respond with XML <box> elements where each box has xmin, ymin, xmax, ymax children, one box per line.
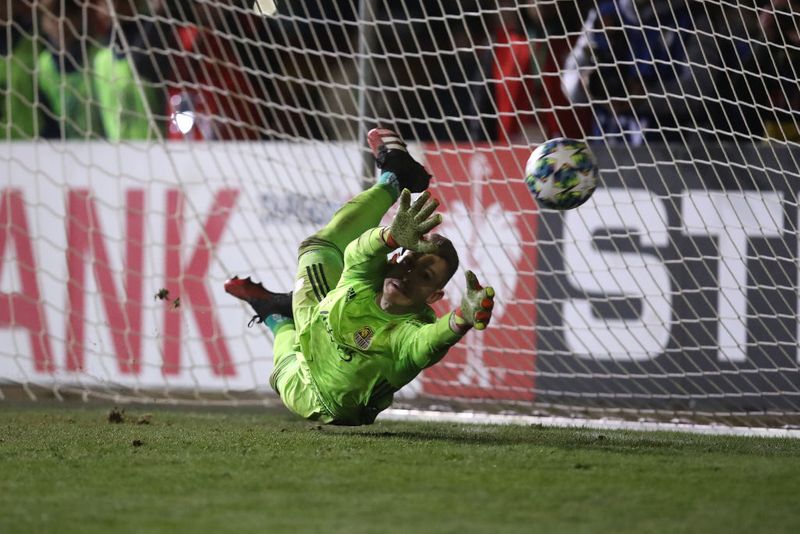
<box><xmin>427</xmin><ymin>234</ymin><xmax>459</xmax><ymax>287</ymax></box>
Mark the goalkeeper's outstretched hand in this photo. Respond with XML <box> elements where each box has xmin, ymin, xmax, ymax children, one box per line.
<box><xmin>452</xmin><ymin>271</ymin><xmax>495</xmax><ymax>333</ymax></box>
<box><xmin>387</xmin><ymin>189</ymin><xmax>442</xmax><ymax>254</ymax></box>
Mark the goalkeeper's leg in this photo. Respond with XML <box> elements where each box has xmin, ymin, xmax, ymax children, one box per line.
<box><xmin>291</xmin><ymin>183</ymin><xmax>394</xmax><ymax>331</ymax></box>
<box><xmin>268</xmin><ymin>319</ymin><xmax>334</xmax><ymax>423</ymax></box>
<box><xmin>223</xmin><ymin>179</ymin><xmax>392</xmax><ymax>322</ymax></box>
<box><xmin>225</xmin><ymin>171</ymin><xmax>400</xmax><ymax>329</ymax></box>
<box><xmin>227</xmin><ymin>128</ymin><xmax>428</xmax><ymax>326</ymax></box>
<box><xmin>310</xmin><ymin>127</ymin><xmax>431</xmax><ymax>252</ymax></box>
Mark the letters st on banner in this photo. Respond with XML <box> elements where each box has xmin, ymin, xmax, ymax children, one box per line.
<box><xmin>420</xmin><ymin>146</ymin><xmax>539</xmax><ymax>401</ymax></box>
<box><xmin>533</xmin><ymin>146</ymin><xmax>800</xmax><ymax>413</ymax></box>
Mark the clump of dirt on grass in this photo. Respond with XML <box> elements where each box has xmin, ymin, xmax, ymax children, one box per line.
<box><xmin>107</xmin><ymin>407</ymin><xmax>125</xmax><ymax>424</ymax></box>
<box><xmin>136</xmin><ymin>414</ymin><xmax>152</xmax><ymax>425</ymax></box>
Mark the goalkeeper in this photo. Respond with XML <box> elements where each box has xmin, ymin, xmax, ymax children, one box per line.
<box><xmin>225</xmin><ymin>129</ymin><xmax>495</xmax><ymax>425</ymax></box>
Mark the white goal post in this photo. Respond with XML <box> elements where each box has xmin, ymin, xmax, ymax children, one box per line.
<box><xmin>1</xmin><ymin>0</ymin><xmax>798</xmax><ymax>431</ymax></box>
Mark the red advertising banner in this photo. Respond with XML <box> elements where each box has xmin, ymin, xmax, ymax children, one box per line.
<box><xmin>420</xmin><ymin>145</ymin><xmax>539</xmax><ymax>401</ymax></box>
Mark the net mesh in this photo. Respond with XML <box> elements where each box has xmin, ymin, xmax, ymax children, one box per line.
<box><xmin>1</xmin><ymin>0</ymin><xmax>798</xmax><ymax>428</ymax></box>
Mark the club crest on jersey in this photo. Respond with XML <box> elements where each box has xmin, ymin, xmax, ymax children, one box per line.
<box><xmin>354</xmin><ymin>326</ymin><xmax>374</xmax><ymax>350</ymax></box>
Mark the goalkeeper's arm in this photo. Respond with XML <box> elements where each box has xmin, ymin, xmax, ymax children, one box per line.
<box><xmin>397</xmin><ymin>274</ymin><xmax>496</xmax><ymax>371</ymax></box>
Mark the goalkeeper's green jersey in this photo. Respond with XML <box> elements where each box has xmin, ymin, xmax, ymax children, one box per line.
<box><xmin>299</xmin><ymin>227</ymin><xmax>462</xmax><ymax>425</ymax></box>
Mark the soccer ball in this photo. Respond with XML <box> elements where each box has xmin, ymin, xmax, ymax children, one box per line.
<box><xmin>525</xmin><ymin>138</ymin><xmax>598</xmax><ymax>210</ymax></box>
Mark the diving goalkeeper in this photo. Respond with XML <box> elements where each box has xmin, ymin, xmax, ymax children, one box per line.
<box><xmin>225</xmin><ymin>129</ymin><xmax>495</xmax><ymax>425</ymax></box>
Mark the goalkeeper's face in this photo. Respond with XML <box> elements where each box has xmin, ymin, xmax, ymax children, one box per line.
<box><xmin>380</xmin><ymin>250</ymin><xmax>449</xmax><ymax>314</ymax></box>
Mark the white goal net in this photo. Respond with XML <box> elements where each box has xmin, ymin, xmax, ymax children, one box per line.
<box><xmin>1</xmin><ymin>0</ymin><xmax>798</xmax><ymax>429</ymax></box>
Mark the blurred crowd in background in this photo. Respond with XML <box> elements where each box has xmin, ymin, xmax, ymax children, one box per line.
<box><xmin>1</xmin><ymin>0</ymin><xmax>798</xmax><ymax>145</ymax></box>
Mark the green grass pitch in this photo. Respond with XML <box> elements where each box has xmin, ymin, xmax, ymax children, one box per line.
<box><xmin>1</xmin><ymin>404</ymin><xmax>799</xmax><ymax>533</ymax></box>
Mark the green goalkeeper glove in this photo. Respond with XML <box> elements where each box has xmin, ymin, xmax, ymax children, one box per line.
<box><xmin>451</xmin><ymin>270</ymin><xmax>495</xmax><ymax>333</ymax></box>
<box><xmin>385</xmin><ymin>189</ymin><xmax>442</xmax><ymax>254</ymax></box>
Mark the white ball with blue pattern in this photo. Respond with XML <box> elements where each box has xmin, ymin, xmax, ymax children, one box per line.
<box><xmin>525</xmin><ymin>138</ymin><xmax>598</xmax><ymax>210</ymax></box>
